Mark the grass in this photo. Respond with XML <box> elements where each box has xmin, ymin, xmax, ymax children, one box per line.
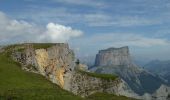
<box><xmin>87</xmin><ymin>92</ymin><xmax>136</xmax><ymax>100</ymax></box>
<box><xmin>0</xmin><ymin>50</ymin><xmax>82</xmax><ymax>100</ymax></box>
<box><xmin>77</xmin><ymin>69</ymin><xmax>118</xmax><ymax>80</ymax></box>
<box><xmin>32</xmin><ymin>43</ymin><xmax>56</xmax><ymax>49</ymax></box>
<box><xmin>0</xmin><ymin>45</ymin><xmax>135</xmax><ymax>100</ymax></box>
<box><xmin>4</xmin><ymin>43</ymin><xmax>56</xmax><ymax>51</ymax></box>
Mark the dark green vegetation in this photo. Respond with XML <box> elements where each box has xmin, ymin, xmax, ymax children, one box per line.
<box><xmin>0</xmin><ymin>45</ymin><xmax>135</xmax><ymax>100</ymax></box>
<box><xmin>87</xmin><ymin>93</ymin><xmax>136</xmax><ymax>100</ymax></box>
<box><xmin>4</xmin><ymin>43</ymin><xmax>56</xmax><ymax>51</ymax></box>
<box><xmin>77</xmin><ymin>69</ymin><xmax>118</xmax><ymax>80</ymax></box>
<box><xmin>32</xmin><ymin>43</ymin><xmax>56</xmax><ymax>49</ymax></box>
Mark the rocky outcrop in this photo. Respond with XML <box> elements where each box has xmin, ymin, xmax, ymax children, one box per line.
<box><xmin>142</xmin><ymin>85</ymin><xmax>170</xmax><ymax>100</ymax></box>
<box><xmin>152</xmin><ymin>85</ymin><xmax>170</xmax><ymax>100</ymax></box>
<box><xmin>70</xmin><ymin>71</ymin><xmax>140</xmax><ymax>98</ymax></box>
<box><xmin>95</xmin><ymin>46</ymin><xmax>131</xmax><ymax>66</ymax></box>
<box><xmin>91</xmin><ymin>46</ymin><xmax>167</xmax><ymax>96</ymax></box>
<box><xmin>12</xmin><ymin>43</ymin><xmax>75</xmax><ymax>89</ymax></box>
<box><xmin>11</xmin><ymin>43</ymin><xmax>138</xmax><ymax>99</ymax></box>
<box><xmin>144</xmin><ymin>60</ymin><xmax>170</xmax><ymax>84</ymax></box>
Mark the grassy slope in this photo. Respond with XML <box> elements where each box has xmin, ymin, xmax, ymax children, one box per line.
<box><xmin>0</xmin><ymin>44</ymin><xmax>136</xmax><ymax>100</ymax></box>
<box><xmin>0</xmin><ymin>50</ymin><xmax>82</xmax><ymax>100</ymax></box>
<box><xmin>32</xmin><ymin>43</ymin><xmax>56</xmax><ymax>49</ymax></box>
<box><xmin>87</xmin><ymin>93</ymin><xmax>136</xmax><ymax>100</ymax></box>
<box><xmin>77</xmin><ymin>69</ymin><xmax>118</xmax><ymax>80</ymax></box>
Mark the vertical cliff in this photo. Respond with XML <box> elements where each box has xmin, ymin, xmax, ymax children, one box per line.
<box><xmin>95</xmin><ymin>46</ymin><xmax>131</xmax><ymax>66</ymax></box>
<box><xmin>12</xmin><ymin>43</ymin><xmax>75</xmax><ymax>89</ymax></box>
<box><xmin>92</xmin><ymin>46</ymin><xmax>166</xmax><ymax>95</ymax></box>
<box><xmin>11</xmin><ymin>44</ymin><xmax>139</xmax><ymax>99</ymax></box>
<box><xmin>70</xmin><ymin>69</ymin><xmax>139</xmax><ymax>98</ymax></box>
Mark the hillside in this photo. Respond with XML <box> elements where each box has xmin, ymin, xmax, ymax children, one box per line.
<box><xmin>0</xmin><ymin>46</ymin><xmax>82</xmax><ymax>100</ymax></box>
<box><xmin>0</xmin><ymin>44</ymin><xmax>135</xmax><ymax>100</ymax></box>
<box><xmin>91</xmin><ymin>46</ymin><xmax>166</xmax><ymax>95</ymax></box>
<box><xmin>144</xmin><ymin>60</ymin><xmax>170</xmax><ymax>84</ymax></box>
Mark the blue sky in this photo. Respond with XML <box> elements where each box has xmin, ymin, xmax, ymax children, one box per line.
<box><xmin>0</xmin><ymin>0</ymin><xmax>170</xmax><ymax>64</ymax></box>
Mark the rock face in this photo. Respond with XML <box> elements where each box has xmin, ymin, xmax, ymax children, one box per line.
<box><xmin>70</xmin><ymin>71</ymin><xmax>139</xmax><ymax>98</ymax></box>
<box><xmin>95</xmin><ymin>46</ymin><xmax>131</xmax><ymax>66</ymax></box>
<box><xmin>12</xmin><ymin>43</ymin><xmax>75</xmax><ymax>89</ymax></box>
<box><xmin>91</xmin><ymin>46</ymin><xmax>167</xmax><ymax>95</ymax></box>
<box><xmin>152</xmin><ymin>85</ymin><xmax>170</xmax><ymax>100</ymax></box>
<box><xmin>11</xmin><ymin>43</ymin><xmax>138</xmax><ymax>98</ymax></box>
<box><xmin>144</xmin><ymin>60</ymin><xmax>170</xmax><ymax>84</ymax></box>
<box><xmin>142</xmin><ymin>85</ymin><xmax>170</xmax><ymax>100</ymax></box>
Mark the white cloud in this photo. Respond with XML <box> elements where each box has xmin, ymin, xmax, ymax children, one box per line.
<box><xmin>52</xmin><ymin>0</ymin><xmax>107</xmax><ymax>8</ymax></box>
<box><xmin>112</xmin><ymin>36</ymin><xmax>169</xmax><ymax>47</ymax></box>
<box><xmin>112</xmin><ymin>16</ymin><xmax>161</xmax><ymax>27</ymax></box>
<box><xmin>70</xmin><ymin>32</ymin><xmax>170</xmax><ymax>60</ymax></box>
<box><xmin>84</xmin><ymin>14</ymin><xmax>113</xmax><ymax>27</ymax></box>
<box><xmin>84</xmin><ymin>14</ymin><xmax>162</xmax><ymax>27</ymax></box>
<box><xmin>0</xmin><ymin>11</ymin><xmax>83</xmax><ymax>44</ymax></box>
<box><xmin>40</xmin><ymin>23</ymin><xmax>83</xmax><ymax>42</ymax></box>
<box><xmin>71</xmin><ymin>33</ymin><xmax>169</xmax><ymax>49</ymax></box>
<box><xmin>0</xmin><ymin>11</ymin><xmax>40</xmax><ymax>43</ymax></box>
<box><xmin>12</xmin><ymin>5</ymin><xmax>165</xmax><ymax>27</ymax></box>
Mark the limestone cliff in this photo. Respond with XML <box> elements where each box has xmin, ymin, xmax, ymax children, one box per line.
<box><xmin>11</xmin><ymin>43</ymin><xmax>138</xmax><ymax>99</ymax></box>
<box><xmin>70</xmin><ymin>69</ymin><xmax>139</xmax><ymax>98</ymax></box>
<box><xmin>152</xmin><ymin>85</ymin><xmax>170</xmax><ymax>100</ymax></box>
<box><xmin>142</xmin><ymin>85</ymin><xmax>170</xmax><ymax>100</ymax></box>
<box><xmin>95</xmin><ymin>46</ymin><xmax>131</xmax><ymax>66</ymax></box>
<box><xmin>91</xmin><ymin>46</ymin><xmax>167</xmax><ymax>95</ymax></box>
<box><xmin>12</xmin><ymin>43</ymin><xmax>75</xmax><ymax>89</ymax></box>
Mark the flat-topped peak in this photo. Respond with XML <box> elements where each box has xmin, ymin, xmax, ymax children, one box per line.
<box><xmin>95</xmin><ymin>46</ymin><xmax>131</xmax><ymax>67</ymax></box>
<box><xmin>99</xmin><ymin>46</ymin><xmax>129</xmax><ymax>54</ymax></box>
<box><xmin>106</xmin><ymin>46</ymin><xmax>128</xmax><ymax>50</ymax></box>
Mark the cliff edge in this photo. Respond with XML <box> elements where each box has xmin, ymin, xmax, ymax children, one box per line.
<box><xmin>91</xmin><ymin>46</ymin><xmax>166</xmax><ymax>96</ymax></box>
<box><xmin>9</xmin><ymin>43</ymin><xmax>138</xmax><ymax>99</ymax></box>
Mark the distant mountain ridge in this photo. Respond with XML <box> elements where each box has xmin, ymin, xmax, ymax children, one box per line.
<box><xmin>94</xmin><ymin>46</ymin><xmax>131</xmax><ymax>67</ymax></box>
<box><xmin>91</xmin><ymin>46</ymin><xmax>167</xmax><ymax>96</ymax></box>
<box><xmin>144</xmin><ymin>60</ymin><xmax>170</xmax><ymax>84</ymax></box>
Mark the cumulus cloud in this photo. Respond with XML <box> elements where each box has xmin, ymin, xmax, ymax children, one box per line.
<box><xmin>40</xmin><ymin>23</ymin><xmax>83</xmax><ymax>42</ymax></box>
<box><xmin>0</xmin><ymin>11</ymin><xmax>41</xmax><ymax>44</ymax></box>
<box><xmin>0</xmin><ymin>11</ymin><xmax>83</xmax><ymax>44</ymax></box>
<box><xmin>0</xmin><ymin>11</ymin><xmax>168</xmax><ymax>47</ymax></box>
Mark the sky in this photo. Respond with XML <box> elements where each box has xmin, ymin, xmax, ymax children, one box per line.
<box><xmin>0</xmin><ymin>0</ymin><xmax>170</xmax><ymax>64</ymax></box>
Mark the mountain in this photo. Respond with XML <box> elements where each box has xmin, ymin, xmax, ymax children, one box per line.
<box><xmin>0</xmin><ymin>43</ymin><xmax>138</xmax><ymax>99</ymax></box>
<box><xmin>144</xmin><ymin>60</ymin><xmax>170</xmax><ymax>84</ymax></box>
<box><xmin>90</xmin><ymin>46</ymin><xmax>167</xmax><ymax>95</ymax></box>
<box><xmin>141</xmin><ymin>84</ymin><xmax>170</xmax><ymax>100</ymax></box>
<box><xmin>94</xmin><ymin>46</ymin><xmax>131</xmax><ymax>67</ymax></box>
<box><xmin>152</xmin><ymin>85</ymin><xmax>170</xmax><ymax>100</ymax></box>
<box><xmin>0</xmin><ymin>44</ymin><xmax>82</xmax><ymax>100</ymax></box>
